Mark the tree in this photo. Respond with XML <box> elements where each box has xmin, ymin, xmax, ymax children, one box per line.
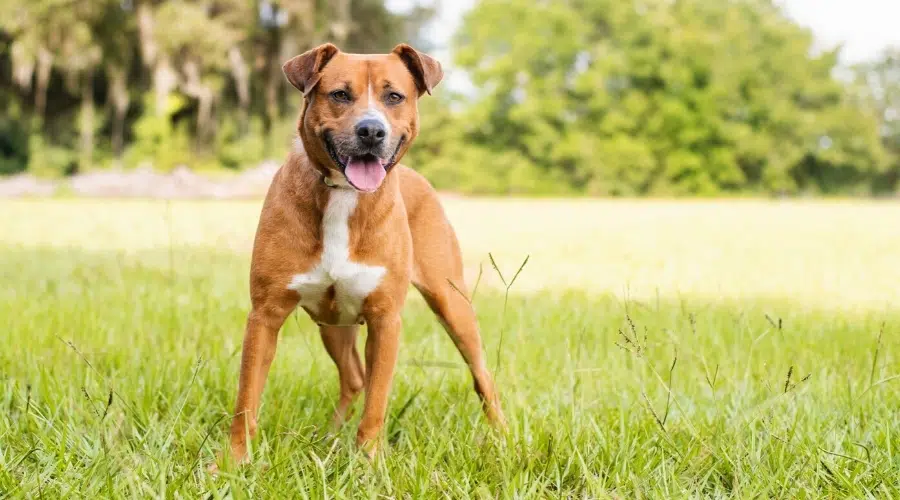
<box><xmin>856</xmin><ymin>48</ymin><xmax>900</xmax><ymax>193</ymax></box>
<box><xmin>432</xmin><ymin>0</ymin><xmax>887</xmax><ymax>196</ymax></box>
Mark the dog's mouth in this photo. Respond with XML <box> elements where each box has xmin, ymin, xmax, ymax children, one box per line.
<box><xmin>324</xmin><ymin>134</ymin><xmax>405</xmax><ymax>192</ymax></box>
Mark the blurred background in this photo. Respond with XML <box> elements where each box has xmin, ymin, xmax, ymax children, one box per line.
<box><xmin>1</xmin><ymin>0</ymin><xmax>898</xmax><ymax>197</ymax></box>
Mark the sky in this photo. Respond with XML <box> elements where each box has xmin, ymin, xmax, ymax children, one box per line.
<box><xmin>780</xmin><ymin>0</ymin><xmax>900</xmax><ymax>63</ymax></box>
<box><xmin>388</xmin><ymin>0</ymin><xmax>900</xmax><ymax>66</ymax></box>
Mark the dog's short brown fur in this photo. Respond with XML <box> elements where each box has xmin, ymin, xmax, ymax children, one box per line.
<box><xmin>225</xmin><ymin>43</ymin><xmax>504</xmax><ymax>463</ymax></box>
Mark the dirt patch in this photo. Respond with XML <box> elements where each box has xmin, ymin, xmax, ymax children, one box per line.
<box><xmin>0</xmin><ymin>174</ymin><xmax>57</xmax><ymax>197</ymax></box>
<box><xmin>0</xmin><ymin>163</ymin><xmax>281</xmax><ymax>199</ymax></box>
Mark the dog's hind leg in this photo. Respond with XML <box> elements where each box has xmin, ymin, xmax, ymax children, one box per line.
<box><xmin>403</xmin><ymin>213</ymin><xmax>504</xmax><ymax>424</ymax></box>
<box><xmin>399</xmin><ymin>166</ymin><xmax>505</xmax><ymax>427</ymax></box>
<box><xmin>319</xmin><ymin>325</ymin><xmax>366</xmax><ymax>428</ymax></box>
<box><xmin>413</xmin><ymin>275</ymin><xmax>506</xmax><ymax>428</ymax></box>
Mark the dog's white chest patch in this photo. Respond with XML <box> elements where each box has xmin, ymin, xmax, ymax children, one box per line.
<box><xmin>287</xmin><ymin>189</ymin><xmax>386</xmax><ymax>325</ymax></box>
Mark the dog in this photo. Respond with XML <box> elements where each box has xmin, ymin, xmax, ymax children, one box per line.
<box><xmin>224</xmin><ymin>43</ymin><xmax>505</xmax><ymax>464</ymax></box>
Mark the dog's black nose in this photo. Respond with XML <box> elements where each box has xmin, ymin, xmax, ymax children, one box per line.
<box><xmin>355</xmin><ymin>119</ymin><xmax>386</xmax><ymax>147</ymax></box>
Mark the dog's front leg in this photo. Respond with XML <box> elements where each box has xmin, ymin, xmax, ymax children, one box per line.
<box><xmin>228</xmin><ymin>299</ymin><xmax>295</xmax><ymax>464</ymax></box>
<box><xmin>355</xmin><ymin>312</ymin><xmax>402</xmax><ymax>458</ymax></box>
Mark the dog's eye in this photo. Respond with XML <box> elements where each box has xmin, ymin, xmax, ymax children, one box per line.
<box><xmin>330</xmin><ymin>90</ymin><xmax>351</xmax><ymax>102</ymax></box>
<box><xmin>386</xmin><ymin>92</ymin><xmax>405</xmax><ymax>104</ymax></box>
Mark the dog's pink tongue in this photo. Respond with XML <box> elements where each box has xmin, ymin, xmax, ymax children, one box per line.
<box><xmin>345</xmin><ymin>157</ymin><xmax>386</xmax><ymax>192</ymax></box>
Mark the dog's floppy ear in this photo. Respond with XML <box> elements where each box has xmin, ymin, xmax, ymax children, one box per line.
<box><xmin>283</xmin><ymin>43</ymin><xmax>340</xmax><ymax>96</ymax></box>
<box><xmin>392</xmin><ymin>44</ymin><xmax>443</xmax><ymax>96</ymax></box>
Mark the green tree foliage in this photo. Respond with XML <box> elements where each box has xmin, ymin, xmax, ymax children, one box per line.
<box><xmin>410</xmin><ymin>0</ymin><xmax>894</xmax><ymax>196</ymax></box>
<box><xmin>856</xmin><ymin>48</ymin><xmax>900</xmax><ymax>193</ymax></box>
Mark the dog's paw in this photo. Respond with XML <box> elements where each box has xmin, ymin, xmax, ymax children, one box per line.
<box><xmin>356</xmin><ymin>438</ymin><xmax>379</xmax><ymax>461</ymax></box>
<box><xmin>208</xmin><ymin>444</ymin><xmax>252</xmax><ymax>476</ymax></box>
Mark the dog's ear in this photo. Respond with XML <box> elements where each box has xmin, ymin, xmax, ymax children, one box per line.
<box><xmin>392</xmin><ymin>44</ymin><xmax>443</xmax><ymax>96</ymax></box>
<box><xmin>283</xmin><ymin>43</ymin><xmax>340</xmax><ymax>96</ymax></box>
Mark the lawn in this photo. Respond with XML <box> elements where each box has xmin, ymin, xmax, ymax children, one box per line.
<box><xmin>1</xmin><ymin>198</ymin><xmax>898</xmax><ymax>497</ymax></box>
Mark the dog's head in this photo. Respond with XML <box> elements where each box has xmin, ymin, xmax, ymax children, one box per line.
<box><xmin>283</xmin><ymin>43</ymin><xmax>442</xmax><ymax>192</ymax></box>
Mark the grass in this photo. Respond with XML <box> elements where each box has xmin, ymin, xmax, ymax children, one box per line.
<box><xmin>1</xmin><ymin>198</ymin><xmax>898</xmax><ymax>497</ymax></box>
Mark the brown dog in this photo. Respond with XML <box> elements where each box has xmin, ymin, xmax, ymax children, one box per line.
<box><xmin>225</xmin><ymin>43</ymin><xmax>505</xmax><ymax>463</ymax></box>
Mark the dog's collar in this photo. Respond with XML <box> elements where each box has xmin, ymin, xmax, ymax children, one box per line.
<box><xmin>322</xmin><ymin>175</ymin><xmax>341</xmax><ymax>188</ymax></box>
<box><xmin>320</xmin><ymin>170</ymin><xmax>354</xmax><ymax>190</ymax></box>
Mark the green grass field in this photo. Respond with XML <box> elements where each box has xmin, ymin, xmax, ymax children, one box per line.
<box><xmin>1</xmin><ymin>199</ymin><xmax>898</xmax><ymax>497</ymax></box>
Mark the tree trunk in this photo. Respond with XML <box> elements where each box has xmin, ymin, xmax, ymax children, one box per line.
<box><xmin>10</xmin><ymin>43</ymin><xmax>35</xmax><ymax>91</ymax></box>
<box><xmin>153</xmin><ymin>58</ymin><xmax>178</xmax><ymax>117</ymax></box>
<box><xmin>108</xmin><ymin>64</ymin><xmax>130</xmax><ymax>162</ymax></box>
<box><xmin>137</xmin><ymin>0</ymin><xmax>176</xmax><ymax>118</ymax></box>
<box><xmin>228</xmin><ymin>46</ymin><xmax>250</xmax><ymax>136</ymax></box>
<box><xmin>34</xmin><ymin>47</ymin><xmax>53</xmax><ymax>121</ymax></box>
<box><xmin>262</xmin><ymin>0</ymin><xmax>316</xmax><ymax>134</ymax></box>
<box><xmin>182</xmin><ymin>59</ymin><xmax>214</xmax><ymax>146</ymax></box>
<box><xmin>80</xmin><ymin>70</ymin><xmax>95</xmax><ymax>172</ymax></box>
<box><xmin>197</xmin><ymin>88</ymin><xmax>214</xmax><ymax>145</ymax></box>
<box><xmin>263</xmin><ymin>30</ymin><xmax>282</xmax><ymax>134</ymax></box>
<box><xmin>136</xmin><ymin>0</ymin><xmax>158</xmax><ymax>67</ymax></box>
<box><xmin>329</xmin><ymin>0</ymin><xmax>351</xmax><ymax>46</ymax></box>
